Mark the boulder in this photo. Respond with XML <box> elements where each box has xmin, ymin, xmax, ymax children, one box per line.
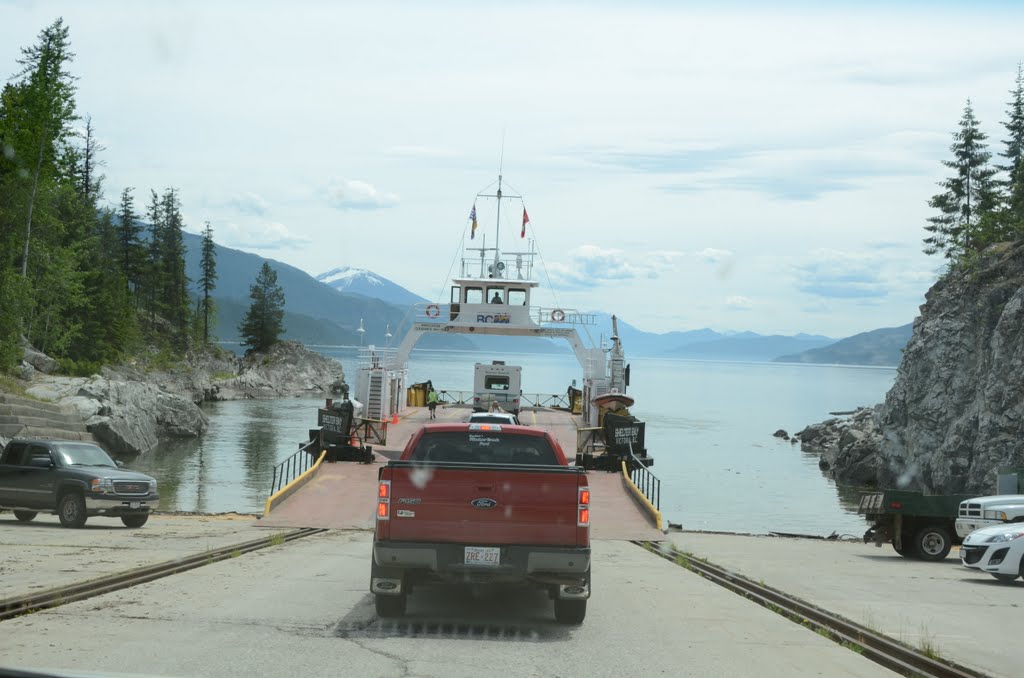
<box><xmin>214</xmin><ymin>341</ymin><xmax>346</xmax><ymax>399</ymax></box>
<box><xmin>22</xmin><ymin>346</ymin><xmax>58</xmax><ymax>374</ymax></box>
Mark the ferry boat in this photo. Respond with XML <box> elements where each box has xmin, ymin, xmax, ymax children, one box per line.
<box><xmin>353</xmin><ymin>173</ymin><xmax>647</xmax><ymax>458</ymax></box>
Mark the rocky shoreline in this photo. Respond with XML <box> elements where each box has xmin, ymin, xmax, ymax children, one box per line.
<box><xmin>794</xmin><ymin>241</ymin><xmax>1024</xmax><ymax>495</ymax></box>
<box><xmin>4</xmin><ymin>341</ymin><xmax>345</xmax><ymax>456</ymax></box>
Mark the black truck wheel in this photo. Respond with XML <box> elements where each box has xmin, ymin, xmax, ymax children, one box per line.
<box><xmin>121</xmin><ymin>513</ymin><xmax>149</xmax><ymax>528</ymax></box>
<box><xmin>892</xmin><ymin>542</ymin><xmax>912</xmax><ymax>557</ymax></box>
<box><xmin>913</xmin><ymin>524</ymin><xmax>952</xmax><ymax>561</ymax></box>
<box><xmin>57</xmin><ymin>493</ymin><xmax>87</xmax><ymax>529</ymax></box>
<box><xmin>375</xmin><ymin>594</ymin><xmax>406</xmax><ymax>618</ymax></box>
<box><xmin>554</xmin><ymin>599</ymin><xmax>587</xmax><ymax>624</ymax></box>
<box><xmin>13</xmin><ymin>510</ymin><xmax>38</xmax><ymax>522</ymax></box>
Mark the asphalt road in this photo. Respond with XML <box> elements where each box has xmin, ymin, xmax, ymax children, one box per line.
<box><xmin>0</xmin><ymin>531</ymin><xmax>894</xmax><ymax>678</ymax></box>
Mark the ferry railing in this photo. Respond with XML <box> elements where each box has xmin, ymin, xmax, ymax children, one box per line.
<box><xmin>627</xmin><ymin>449</ymin><xmax>661</xmax><ymax>512</ymax></box>
<box><xmin>520</xmin><ymin>393</ymin><xmax>571</xmax><ymax>409</ymax></box>
<box><xmin>270</xmin><ymin>440</ymin><xmax>319</xmax><ymax>496</ymax></box>
<box><xmin>532</xmin><ymin>307</ymin><xmax>597</xmax><ymax>326</ymax></box>
<box><xmin>437</xmin><ymin>389</ymin><xmax>472</xmax><ymax>405</ymax></box>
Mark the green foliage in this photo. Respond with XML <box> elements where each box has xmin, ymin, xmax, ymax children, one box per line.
<box><xmin>1001</xmin><ymin>63</ymin><xmax>1024</xmax><ymax>228</ymax></box>
<box><xmin>924</xmin><ymin>99</ymin><xmax>1001</xmax><ymax>260</ymax></box>
<box><xmin>239</xmin><ymin>262</ymin><xmax>285</xmax><ymax>353</ymax></box>
<box><xmin>198</xmin><ymin>221</ymin><xmax>217</xmax><ymax>344</ymax></box>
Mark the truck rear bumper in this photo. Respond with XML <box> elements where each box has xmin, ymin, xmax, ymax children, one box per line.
<box><xmin>372</xmin><ymin>540</ymin><xmax>590</xmax><ymax>597</ymax></box>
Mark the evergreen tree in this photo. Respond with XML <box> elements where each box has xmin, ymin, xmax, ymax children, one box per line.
<box><xmin>159</xmin><ymin>188</ymin><xmax>190</xmax><ymax>343</ymax></box>
<box><xmin>239</xmin><ymin>262</ymin><xmax>285</xmax><ymax>353</ymax></box>
<box><xmin>142</xmin><ymin>189</ymin><xmax>165</xmax><ymax>328</ymax></box>
<box><xmin>1000</xmin><ymin>63</ymin><xmax>1024</xmax><ymax>233</ymax></box>
<box><xmin>116</xmin><ymin>187</ymin><xmax>144</xmax><ymax>295</ymax></box>
<box><xmin>197</xmin><ymin>221</ymin><xmax>218</xmax><ymax>344</ymax></box>
<box><xmin>924</xmin><ymin>99</ymin><xmax>1001</xmax><ymax>260</ymax></box>
<box><xmin>77</xmin><ymin>115</ymin><xmax>104</xmax><ymax>201</ymax></box>
<box><xmin>8</xmin><ymin>18</ymin><xmax>78</xmax><ymax>278</ymax></box>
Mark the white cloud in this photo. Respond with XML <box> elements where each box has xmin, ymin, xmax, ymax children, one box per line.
<box><xmin>697</xmin><ymin>248</ymin><xmax>733</xmax><ymax>263</ymax></box>
<box><xmin>218</xmin><ymin>221</ymin><xmax>311</xmax><ymax>250</ymax></box>
<box><xmin>326</xmin><ymin>178</ymin><xmax>399</xmax><ymax>210</ymax></box>
<box><xmin>229</xmin><ymin>192</ymin><xmax>270</xmax><ymax>216</ymax></box>
<box><xmin>725</xmin><ymin>295</ymin><xmax>754</xmax><ymax>311</ymax></box>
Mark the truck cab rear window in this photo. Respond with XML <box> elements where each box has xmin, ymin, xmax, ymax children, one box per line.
<box><xmin>410</xmin><ymin>432</ymin><xmax>557</xmax><ymax>465</ymax></box>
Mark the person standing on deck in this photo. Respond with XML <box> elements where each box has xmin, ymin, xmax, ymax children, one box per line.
<box><xmin>427</xmin><ymin>387</ymin><xmax>439</xmax><ymax>419</ymax></box>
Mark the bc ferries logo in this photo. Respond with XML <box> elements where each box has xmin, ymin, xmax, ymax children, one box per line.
<box><xmin>471</xmin><ymin>498</ymin><xmax>498</xmax><ymax>509</ymax></box>
<box><xmin>476</xmin><ymin>313</ymin><xmax>511</xmax><ymax>324</ymax></box>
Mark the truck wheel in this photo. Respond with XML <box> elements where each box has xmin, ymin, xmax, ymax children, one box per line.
<box><xmin>892</xmin><ymin>542</ymin><xmax>912</xmax><ymax>558</ymax></box>
<box><xmin>57</xmin><ymin>493</ymin><xmax>87</xmax><ymax>529</ymax></box>
<box><xmin>913</xmin><ymin>524</ymin><xmax>951</xmax><ymax>561</ymax></box>
<box><xmin>375</xmin><ymin>594</ymin><xmax>406</xmax><ymax>618</ymax></box>
<box><xmin>121</xmin><ymin>513</ymin><xmax>149</xmax><ymax>528</ymax></box>
<box><xmin>554</xmin><ymin>599</ymin><xmax>587</xmax><ymax>625</ymax></box>
<box><xmin>990</xmin><ymin>573</ymin><xmax>1020</xmax><ymax>583</ymax></box>
<box><xmin>13</xmin><ymin>510</ymin><xmax>37</xmax><ymax>522</ymax></box>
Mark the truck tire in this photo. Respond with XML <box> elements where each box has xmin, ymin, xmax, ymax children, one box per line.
<box><xmin>121</xmin><ymin>513</ymin><xmax>149</xmax><ymax>528</ymax></box>
<box><xmin>13</xmin><ymin>510</ymin><xmax>37</xmax><ymax>522</ymax></box>
<box><xmin>554</xmin><ymin>598</ymin><xmax>587</xmax><ymax>625</ymax></box>
<box><xmin>57</xmin><ymin>493</ymin><xmax>87</xmax><ymax>529</ymax></box>
<box><xmin>913</xmin><ymin>524</ymin><xmax>951</xmax><ymax>561</ymax></box>
<box><xmin>375</xmin><ymin>594</ymin><xmax>406</xmax><ymax>618</ymax></box>
<box><xmin>892</xmin><ymin>542</ymin><xmax>912</xmax><ymax>557</ymax></box>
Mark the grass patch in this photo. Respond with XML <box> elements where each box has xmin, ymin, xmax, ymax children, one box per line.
<box><xmin>268</xmin><ymin>533</ymin><xmax>285</xmax><ymax>547</ymax></box>
<box><xmin>231</xmin><ymin>549</ymin><xmax>242</xmax><ymax>558</ymax></box>
<box><xmin>0</xmin><ymin>374</ymin><xmax>31</xmax><ymax>397</ymax></box>
<box><xmin>210</xmin><ymin>370</ymin><xmax>237</xmax><ymax>382</ymax></box>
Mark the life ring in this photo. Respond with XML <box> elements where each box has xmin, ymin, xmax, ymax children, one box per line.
<box><xmin>551</xmin><ymin>309</ymin><xmax>566</xmax><ymax>322</ymax></box>
<box><xmin>425</xmin><ymin>304</ymin><xmax>441</xmax><ymax>318</ymax></box>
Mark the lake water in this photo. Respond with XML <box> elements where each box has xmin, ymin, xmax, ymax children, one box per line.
<box><xmin>131</xmin><ymin>348</ymin><xmax>896</xmax><ymax>536</ymax></box>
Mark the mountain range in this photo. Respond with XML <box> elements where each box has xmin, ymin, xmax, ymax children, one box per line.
<box><xmin>181</xmin><ymin>234</ymin><xmax>909</xmax><ymax>364</ymax></box>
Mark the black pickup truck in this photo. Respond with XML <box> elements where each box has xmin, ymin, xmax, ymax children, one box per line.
<box><xmin>0</xmin><ymin>438</ymin><xmax>159</xmax><ymax>528</ymax></box>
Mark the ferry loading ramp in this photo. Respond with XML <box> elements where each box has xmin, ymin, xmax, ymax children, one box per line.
<box><xmin>258</xmin><ymin>404</ymin><xmax>664</xmax><ymax>542</ymax></box>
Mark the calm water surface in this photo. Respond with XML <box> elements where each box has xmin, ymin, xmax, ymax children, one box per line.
<box><xmin>132</xmin><ymin>348</ymin><xmax>895</xmax><ymax>536</ymax></box>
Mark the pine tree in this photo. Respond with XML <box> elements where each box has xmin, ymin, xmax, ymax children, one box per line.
<box><xmin>77</xmin><ymin>115</ymin><xmax>104</xmax><ymax>202</ymax></box>
<box><xmin>116</xmin><ymin>187</ymin><xmax>144</xmax><ymax>296</ymax></box>
<box><xmin>1000</xmin><ymin>63</ymin><xmax>1024</xmax><ymax>233</ymax></box>
<box><xmin>9</xmin><ymin>18</ymin><xmax>78</xmax><ymax>278</ymax></box>
<box><xmin>924</xmin><ymin>99</ymin><xmax>1001</xmax><ymax>260</ymax></box>
<box><xmin>159</xmin><ymin>188</ymin><xmax>190</xmax><ymax>343</ymax></box>
<box><xmin>239</xmin><ymin>262</ymin><xmax>285</xmax><ymax>353</ymax></box>
<box><xmin>142</xmin><ymin>189</ymin><xmax>165</xmax><ymax>328</ymax></box>
<box><xmin>198</xmin><ymin>221</ymin><xmax>217</xmax><ymax>344</ymax></box>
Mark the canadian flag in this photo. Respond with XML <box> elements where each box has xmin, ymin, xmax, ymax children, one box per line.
<box><xmin>521</xmin><ymin>208</ymin><xmax>530</xmax><ymax>238</ymax></box>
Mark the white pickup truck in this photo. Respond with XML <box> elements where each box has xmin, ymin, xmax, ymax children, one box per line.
<box><xmin>955</xmin><ymin>494</ymin><xmax>1024</xmax><ymax>538</ymax></box>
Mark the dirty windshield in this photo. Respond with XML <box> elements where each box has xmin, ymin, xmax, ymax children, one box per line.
<box><xmin>410</xmin><ymin>431</ymin><xmax>558</xmax><ymax>465</ymax></box>
<box><xmin>3</xmin><ymin>2</ymin><xmax>1023</xmax><ymax>677</ymax></box>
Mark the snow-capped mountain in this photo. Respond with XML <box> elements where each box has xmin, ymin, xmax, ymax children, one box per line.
<box><xmin>316</xmin><ymin>266</ymin><xmax>427</xmax><ymax>307</ymax></box>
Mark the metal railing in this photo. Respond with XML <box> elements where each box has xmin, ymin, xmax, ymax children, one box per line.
<box><xmin>576</xmin><ymin>426</ymin><xmax>603</xmax><ymax>456</ymax></box>
<box><xmin>627</xmin><ymin>450</ymin><xmax>660</xmax><ymax>512</ymax></box>
<box><xmin>434</xmin><ymin>390</ymin><xmax>570</xmax><ymax>409</ymax></box>
<box><xmin>269</xmin><ymin>440</ymin><xmax>319</xmax><ymax>496</ymax></box>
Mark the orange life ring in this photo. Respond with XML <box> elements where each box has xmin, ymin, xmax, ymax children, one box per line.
<box><xmin>425</xmin><ymin>304</ymin><xmax>441</xmax><ymax>318</ymax></box>
<box><xmin>551</xmin><ymin>309</ymin><xmax>566</xmax><ymax>322</ymax></box>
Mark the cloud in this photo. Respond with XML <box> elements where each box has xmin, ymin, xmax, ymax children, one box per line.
<box><xmin>546</xmin><ymin>245</ymin><xmax>642</xmax><ymax>289</ymax></box>
<box><xmin>229</xmin><ymin>192</ymin><xmax>270</xmax><ymax>216</ymax></box>
<box><xmin>326</xmin><ymin>178</ymin><xmax>399</xmax><ymax>210</ymax></box>
<box><xmin>218</xmin><ymin>221</ymin><xmax>311</xmax><ymax>250</ymax></box>
<box><xmin>696</xmin><ymin>248</ymin><xmax>733</xmax><ymax>263</ymax></box>
<box><xmin>793</xmin><ymin>249</ymin><xmax>889</xmax><ymax>299</ymax></box>
<box><xmin>725</xmin><ymin>295</ymin><xmax>753</xmax><ymax>311</ymax></box>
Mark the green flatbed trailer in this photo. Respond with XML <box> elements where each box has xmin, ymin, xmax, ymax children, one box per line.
<box><xmin>858</xmin><ymin>489</ymin><xmax>973</xmax><ymax>561</ymax></box>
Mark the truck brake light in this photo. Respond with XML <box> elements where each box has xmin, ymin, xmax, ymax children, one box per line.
<box><xmin>889</xmin><ymin>501</ymin><xmax>902</xmax><ymax>510</ymax></box>
<box><xmin>377</xmin><ymin>480</ymin><xmax>391</xmax><ymax>520</ymax></box>
<box><xmin>578</xmin><ymin>486</ymin><xmax>590</xmax><ymax>526</ymax></box>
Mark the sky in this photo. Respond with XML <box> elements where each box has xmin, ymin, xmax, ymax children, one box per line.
<box><xmin>3</xmin><ymin>0</ymin><xmax>1023</xmax><ymax>336</ymax></box>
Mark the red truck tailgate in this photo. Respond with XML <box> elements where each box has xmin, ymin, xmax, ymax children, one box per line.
<box><xmin>384</xmin><ymin>464</ymin><xmax>584</xmax><ymax>547</ymax></box>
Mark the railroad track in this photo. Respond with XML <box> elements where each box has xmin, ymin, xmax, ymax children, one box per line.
<box><xmin>633</xmin><ymin>540</ymin><xmax>987</xmax><ymax>678</ymax></box>
<box><xmin>0</xmin><ymin>527</ymin><xmax>327</xmax><ymax>622</ymax></box>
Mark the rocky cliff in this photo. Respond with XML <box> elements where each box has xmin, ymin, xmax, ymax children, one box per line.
<box><xmin>798</xmin><ymin>242</ymin><xmax>1024</xmax><ymax>494</ymax></box>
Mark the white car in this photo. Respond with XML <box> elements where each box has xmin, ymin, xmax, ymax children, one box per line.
<box><xmin>960</xmin><ymin>523</ymin><xmax>1024</xmax><ymax>583</ymax></box>
<box><xmin>467</xmin><ymin>411</ymin><xmax>521</xmax><ymax>426</ymax></box>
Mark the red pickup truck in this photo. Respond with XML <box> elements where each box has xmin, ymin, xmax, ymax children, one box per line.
<box><xmin>370</xmin><ymin>422</ymin><xmax>591</xmax><ymax>624</ymax></box>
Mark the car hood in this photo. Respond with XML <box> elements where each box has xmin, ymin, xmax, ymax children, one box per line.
<box><xmin>961</xmin><ymin>494</ymin><xmax>1024</xmax><ymax>507</ymax></box>
<box><xmin>962</xmin><ymin>523</ymin><xmax>1024</xmax><ymax>544</ymax></box>
<box><xmin>66</xmin><ymin>466</ymin><xmax>155</xmax><ymax>482</ymax></box>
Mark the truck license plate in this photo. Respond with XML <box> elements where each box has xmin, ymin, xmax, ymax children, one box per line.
<box><xmin>129</xmin><ymin>502</ymin><xmax>141</xmax><ymax>509</ymax></box>
<box><xmin>464</xmin><ymin>546</ymin><xmax>500</xmax><ymax>566</ymax></box>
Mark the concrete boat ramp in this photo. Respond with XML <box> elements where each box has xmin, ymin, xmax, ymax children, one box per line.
<box><xmin>1</xmin><ymin>406</ymin><xmax>1016</xmax><ymax>676</ymax></box>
